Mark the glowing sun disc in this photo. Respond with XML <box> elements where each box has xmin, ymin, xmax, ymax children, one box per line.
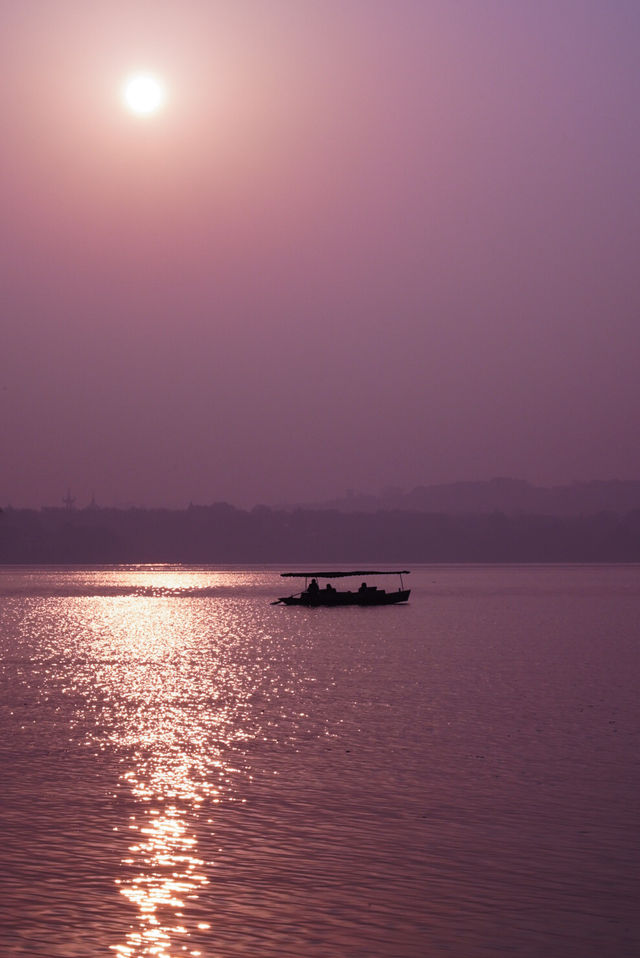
<box><xmin>123</xmin><ymin>74</ymin><xmax>166</xmax><ymax>115</ymax></box>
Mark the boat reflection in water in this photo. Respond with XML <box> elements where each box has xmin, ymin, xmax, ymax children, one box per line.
<box><xmin>274</xmin><ymin>570</ymin><xmax>411</xmax><ymax>606</ymax></box>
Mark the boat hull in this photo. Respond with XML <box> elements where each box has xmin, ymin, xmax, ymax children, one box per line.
<box><xmin>278</xmin><ymin>588</ymin><xmax>410</xmax><ymax>607</ymax></box>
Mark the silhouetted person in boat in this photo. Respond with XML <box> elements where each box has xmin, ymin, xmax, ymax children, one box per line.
<box><xmin>308</xmin><ymin>578</ymin><xmax>319</xmax><ymax>595</ymax></box>
<box><xmin>359</xmin><ymin>581</ymin><xmax>368</xmax><ymax>593</ymax></box>
<box><xmin>326</xmin><ymin>583</ymin><xmax>335</xmax><ymax>592</ymax></box>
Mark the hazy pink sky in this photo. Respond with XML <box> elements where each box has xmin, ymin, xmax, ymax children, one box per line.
<box><xmin>2</xmin><ymin>1</ymin><xmax>639</xmax><ymax>508</ymax></box>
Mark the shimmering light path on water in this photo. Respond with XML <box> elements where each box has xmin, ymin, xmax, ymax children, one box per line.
<box><xmin>0</xmin><ymin>565</ymin><xmax>638</xmax><ymax>957</ymax></box>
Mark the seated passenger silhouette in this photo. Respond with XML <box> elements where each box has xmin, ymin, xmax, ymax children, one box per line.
<box><xmin>358</xmin><ymin>581</ymin><xmax>368</xmax><ymax>593</ymax></box>
<box><xmin>308</xmin><ymin>578</ymin><xmax>319</xmax><ymax>594</ymax></box>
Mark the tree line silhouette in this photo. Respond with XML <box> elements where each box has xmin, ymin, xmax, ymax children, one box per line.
<box><xmin>1</xmin><ymin>503</ymin><xmax>640</xmax><ymax>563</ymax></box>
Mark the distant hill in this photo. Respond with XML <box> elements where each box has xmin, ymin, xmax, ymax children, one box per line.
<box><xmin>285</xmin><ymin>479</ymin><xmax>640</xmax><ymax>516</ymax></box>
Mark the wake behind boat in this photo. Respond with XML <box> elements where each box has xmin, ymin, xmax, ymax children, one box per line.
<box><xmin>274</xmin><ymin>570</ymin><xmax>410</xmax><ymax>606</ymax></box>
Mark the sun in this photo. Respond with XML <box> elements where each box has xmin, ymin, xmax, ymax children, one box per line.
<box><xmin>122</xmin><ymin>73</ymin><xmax>166</xmax><ymax>116</ymax></box>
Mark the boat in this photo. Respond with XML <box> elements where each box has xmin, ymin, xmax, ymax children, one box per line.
<box><xmin>273</xmin><ymin>570</ymin><xmax>410</xmax><ymax>606</ymax></box>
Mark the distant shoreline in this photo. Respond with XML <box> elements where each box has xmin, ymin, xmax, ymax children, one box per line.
<box><xmin>1</xmin><ymin>504</ymin><xmax>639</xmax><ymax>564</ymax></box>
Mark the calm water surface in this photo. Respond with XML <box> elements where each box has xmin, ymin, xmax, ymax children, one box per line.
<box><xmin>0</xmin><ymin>565</ymin><xmax>638</xmax><ymax>957</ymax></box>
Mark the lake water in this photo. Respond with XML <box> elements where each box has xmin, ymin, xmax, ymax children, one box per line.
<box><xmin>0</xmin><ymin>564</ymin><xmax>638</xmax><ymax>957</ymax></box>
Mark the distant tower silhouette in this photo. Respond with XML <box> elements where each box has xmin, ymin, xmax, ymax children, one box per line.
<box><xmin>62</xmin><ymin>489</ymin><xmax>76</xmax><ymax>510</ymax></box>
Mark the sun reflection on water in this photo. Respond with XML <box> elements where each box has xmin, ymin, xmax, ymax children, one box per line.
<box><xmin>76</xmin><ymin>581</ymin><xmax>261</xmax><ymax>958</ymax></box>
<box><xmin>112</xmin><ymin>801</ymin><xmax>209</xmax><ymax>958</ymax></box>
<box><xmin>5</xmin><ymin>567</ymin><xmax>309</xmax><ymax>956</ymax></box>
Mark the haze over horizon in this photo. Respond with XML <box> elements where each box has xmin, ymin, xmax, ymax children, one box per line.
<box><xmin>2</xmin><ymin>2</ymin><xmax>639</xmax><ymax>510</ymax></box>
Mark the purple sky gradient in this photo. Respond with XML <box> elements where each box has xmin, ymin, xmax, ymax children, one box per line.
<box><xmin>2</xmin><ymin>1</ymin><xmax>639</xmax><ymax>508</ymax></box>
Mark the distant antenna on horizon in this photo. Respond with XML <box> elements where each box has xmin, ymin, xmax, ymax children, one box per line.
<box><xmin>62</xmin><ymin>489</ymin><xmax>76</xmax><ymax>510</ymax></box>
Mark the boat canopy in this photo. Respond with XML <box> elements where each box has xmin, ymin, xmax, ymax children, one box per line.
<box><xmin>280</xmin><ymin>570</ymin><xmax>410</xmax><ymax>579</ymax></box>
